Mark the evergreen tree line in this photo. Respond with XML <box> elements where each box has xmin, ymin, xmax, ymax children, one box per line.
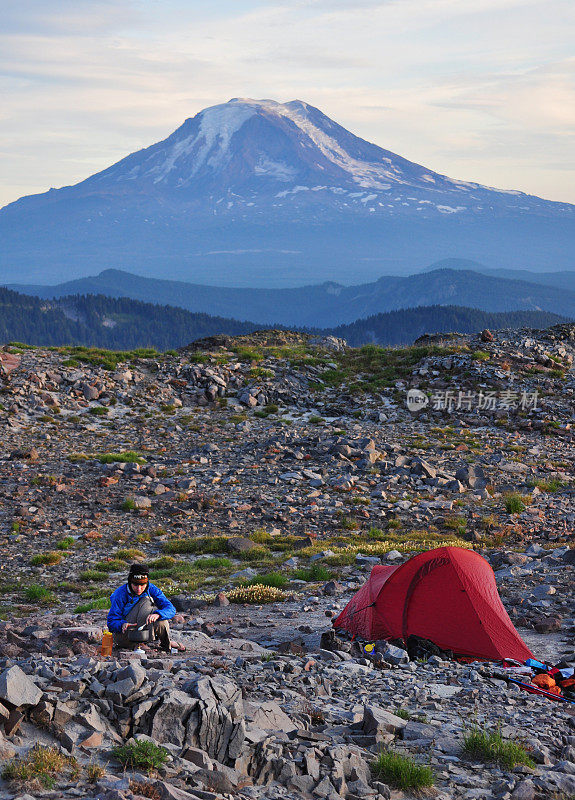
<box><xmin>324</xmin><ymin>305</ymin><xmax>569</xmax><ymax>346</ymax></box>
<box><xmin>0</xmin><ymin>287</ymin><xmax>569</xmax><ymax>351</ymax></box>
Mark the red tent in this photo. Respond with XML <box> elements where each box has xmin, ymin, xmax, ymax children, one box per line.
<box><xmin>333</xmin><ymin>547</ymin><xmax>533</xmax><ymax>662</ymax></box>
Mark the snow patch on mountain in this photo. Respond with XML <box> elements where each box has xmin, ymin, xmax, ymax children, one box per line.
<box><xmin>254</xmin><ymin>157</ymin><xmax>297</xmax><ymax>181</ymax></box>
<box><xmin>146</xmin><ymin>103</ymin><xmax>257</xmax><ymax>184</ymax></box>
<box><xmin>436</xmin><ymin>205</ymin><xmax>467</xmax><ymax>214</ymax></box>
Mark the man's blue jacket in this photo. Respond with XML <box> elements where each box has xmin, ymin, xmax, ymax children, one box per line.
<box><xmin>107</xmin><ymin>583</ymin><xmax>176</xmax><ymax>633</ymax></box>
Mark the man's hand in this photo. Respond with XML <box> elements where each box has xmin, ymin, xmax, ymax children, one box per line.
<box><xmin>121</xmin><ymin>622</ymin><xmax>136</xmax><ymax>634</ymax></box>
<box><xmin>147</xmin><ymin>613</ymin><xmax>160</xmax><ymax>625</ymax></box>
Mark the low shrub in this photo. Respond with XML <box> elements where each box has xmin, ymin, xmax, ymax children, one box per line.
<box><xmin>528</xmin><ymin>478</ymin><xmax>565</xmax><ymax>493</ymax></box>
<box><xmin>237</xmin><ymin>545</ymin><xmax>271</xmax><ymax>562</ymax></box>
<box><xmin>227</xmin><ymin>585</ymin><xmax>287</xmax><ymax>604</ymax></box>
<box><xmin>150</xmin><ymin>556</ymin><xmax>177</xmax><ymax>569</ymax></box>
<box><xmin>112</xmin><ymin>740</ymin><xmax>168</xmax><ymax>772</ymax></box>
<box><xmin>115</xmin><ymin>548</ymin><xmax>146</xmax><ymax>560</ymax></box>
<box><xmin>2</xmin><ymin>744</ymin><xmax>79</xmax><ymax>789</ymax></box>
<box><xmin>93</xmin><ymin>559</ymin><xmax>126</xmax><ymax>573</ymax></box>
<box><xmin>193</xmin><ymin>557</ymin><xmax>233</xmax><ymax>571</ymax></box>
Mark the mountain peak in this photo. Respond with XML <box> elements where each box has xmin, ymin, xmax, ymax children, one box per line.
<box><xmin>1</xmin><ymin>98</ymin><xmax>573</xmax><ymax>286</ymax></box>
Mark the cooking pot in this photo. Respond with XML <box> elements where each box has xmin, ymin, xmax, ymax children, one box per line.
<box><xmin>128</xmin><ymin>627</ymin><xmax>152</xmax><ymax>643</ymax></box>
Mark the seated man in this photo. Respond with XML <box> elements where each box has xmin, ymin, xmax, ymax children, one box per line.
<box><xmin>107</xmin><ymin>564</ymin><xmax>182</xmax><ymax>651</ymax></box>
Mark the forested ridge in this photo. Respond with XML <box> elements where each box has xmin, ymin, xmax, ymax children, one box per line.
<box><xmin>326</xmin><ymin>305</ymin><xmax>570</xmax><ymax>346</ymax></box>
<box><xmin>0</xmin><ymin>289</ymin><xmax>260</xmax><ymax>349</ymax></box>
<box><xmin>0</xmin><ymin>287</ymin><xmax>569</xmax><ymax>350</ymax></box>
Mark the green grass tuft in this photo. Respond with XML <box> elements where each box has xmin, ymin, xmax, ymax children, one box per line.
<box><xmin>75</xmin><ymin>597</ymin><xmax>111</xmax><ymax>613</ymax></box>
<box><xmin>24</xmin><ymin>584</ymin><xmax>54</xmax><ymax>603</ymax></box>
<box><xmin>79</xmin><ymin>569</ymin><xmax>108</xmax><ymax>582</ymax></box>
<box><xmin>193</xmin><ymin>557</ymin><xmax>233</xmax><ymax>571</ymax></box>
<box><xmin>30</xmin><ymin>552</ymin><xmax>63</xmax><ymax>566</ymax></box>
<box><xmin>463</xmin><ymin>725</ymin><xmax>535</xmax><ymax>769</ymax></box>
<box><xmin>56</xmin><ymin>536</ymin><xmax>75</xmax><ymax>550</ymax></box>
<box><xmin>371</xmin><ymin>749</ymin><xmax>434</xmax><ymax>790</ymax></box>
<box><xmin>97</xmin><ymin>451</ymin><xmax>146</xmax><ymax>464</ymax></box>
<box><xmin>504</xmin><ymin>493</ymin><xmax>526</xmax><ymax>514</ymax></box>
<box><xmin>292</xmin><ymin>563</ymin><xmax>333</xmax><ymax>582</ymax></box>
<box><xmin>162</xmin><ymin>536</ymin><xmax>228</xmax><ymax>555</ymax></box>
<box><xmin>246</xmin><ymin>571</ymin><xmax>289</xmax><ymax>589</ymax></box>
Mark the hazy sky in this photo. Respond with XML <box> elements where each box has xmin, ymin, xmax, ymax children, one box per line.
<box><xmin>1</xmin><ymin>0</ymin><xmax>574</xmax><ymax>208</ymax></box>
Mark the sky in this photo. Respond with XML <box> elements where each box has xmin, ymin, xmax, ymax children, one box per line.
<box><xmin>1</xmin><ymin>0</ymin><xmax>574</xmax><ymax>208</ymax></box>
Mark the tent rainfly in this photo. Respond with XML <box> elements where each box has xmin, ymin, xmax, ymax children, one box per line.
<box><xmin>333</xmin><ymin>546</ymin><xmax>533</xmax><ymax>662</ymax></box>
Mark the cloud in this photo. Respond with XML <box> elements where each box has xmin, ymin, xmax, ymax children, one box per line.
<box><xmin>1</xmin><ymin>0</ymin><xmax>139</xmax><ymax>36</ymax></box>
<box><xmin>0</xmin><ymin>0</ymin><xmax>574</xmax><ymax>206</ymax></box>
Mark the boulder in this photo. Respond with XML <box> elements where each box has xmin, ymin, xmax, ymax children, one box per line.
<box><xmin>362</xmin><ymin>704</ymin><xmax>408</xmax><ymax>737</ymax></box>
<box><xmin>379</xmin><ymin>643</ymin><xmax>409</xmax><ymax>665</ymax></box>
<box><xmin>150</xmin><ymin>690</ymin><xmax>199</xmax><ymax>748</ymax></box>
<box><xmin>188</xmin><ymin>676</ymin><xmax>245</xmax><ymax>764</ymax></box>
<box><xmin>172</xmin><ymin>595</ymin><xmax>208</xmax><ymax>612</ymax></box>
<box><xmin>401</xmin><ymin>720</ymin><xmax>438</xmax><ymax>740</ymax></box>
<box><xmin>0</xmin><ymin>665</ymin><xmax>42</xmax><ymax>708</ymax></box>
<box><xmin>115</xmin><ymin>661</ymin><xmax>146</xmax><ymax>692</ymax></box>
<box><xmin>244</xmin><ymin>700</ymin><xmax>297</xmax><ymax>734</ymax></box>
<box><xmin>227</xmin><ymin>536</ymin><xmax>257</xmax><ymax>553</ymax></box>
<box><xmin>152</xmin><ymin>782</ymin><xmax>206</xmax><ymax>800</ymax></box>
<box><xmin>133</xmin><ymin>495</ymin><xmax>152</xmax><ymax>510</ymax></box>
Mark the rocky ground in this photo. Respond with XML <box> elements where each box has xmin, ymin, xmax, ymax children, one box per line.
<box><xmin>0</xmin><ymin>327</ymin><xmax>573</xmax><ymax>800</ymax></box>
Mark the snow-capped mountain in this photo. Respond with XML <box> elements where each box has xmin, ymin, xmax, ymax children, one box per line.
<box><xmin>1</xmin><ymin>98</ymin><xmax>573</xmax><ymax>286</ymax></box>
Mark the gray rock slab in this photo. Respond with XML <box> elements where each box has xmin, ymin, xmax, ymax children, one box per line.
<box><xmin>362</xmin><ymin>704</ymin><xmax>408</xmax><ymax>736</ymax></box>
<box><xmin>0</xmin><ymin>666</ymin><xmax>42</xmax><ymax>708</ymax></box>
<box><xmin>244</xmin><ymin>700</ymin><xmax>297</xmax><ymax>734</ymax></box>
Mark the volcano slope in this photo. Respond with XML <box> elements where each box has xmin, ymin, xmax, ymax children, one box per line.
<box><xmin>0</xmin><ymin>327</ymin><xmax>573</xmax><ymax>800</ymax></box>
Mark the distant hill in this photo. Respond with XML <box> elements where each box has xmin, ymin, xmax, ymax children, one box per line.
<box><xmin>466</xmin><ymin>267</ymin><xmax>575</xmax><ymax>293</ymax></box>
<box><xmin>325</xmin><ymin>305</ymin><xmax>570</xmax><ymax>347</ymax></box>
<box><xmin>0</xmin><ymin>287</ymin><xmax>569</xmax><ymax>351</ymax></box>
<box><xmin>8</xmin><ymin>266</ymin><xmax>575</xmax><ymax>327</ymax></box>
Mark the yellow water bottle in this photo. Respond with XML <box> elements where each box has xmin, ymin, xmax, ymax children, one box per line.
<box><xmin>101</xmin><ymin>629</ymin><xmax>113</xmax><ymax>657</ymax></box>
